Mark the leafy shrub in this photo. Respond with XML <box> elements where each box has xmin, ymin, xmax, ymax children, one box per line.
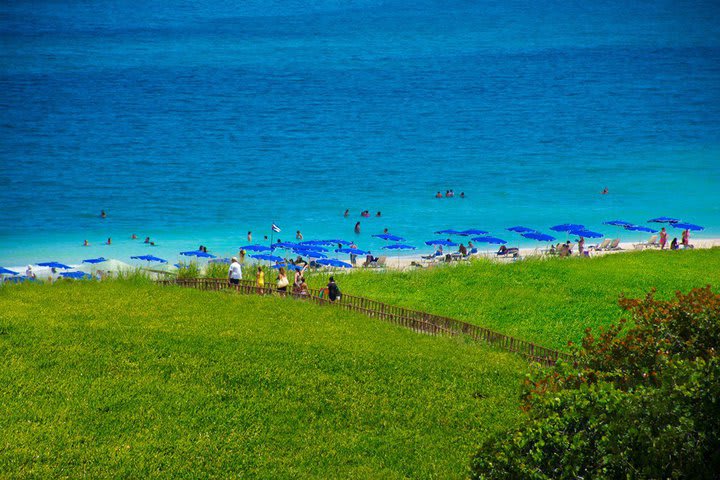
<box><xmin>203</xmin><ymin>262</ymin><xmax>227</xmax><ymax>279</ymax></box>
<box><xmin>177</xmin><ymin>262</ymin><xmax>200</xmax><ymax>279</ymax></box>
<box><xmin>471</xmin><ymin>286</ymin><xmax>720</xmax><ymax>479</ymax></box>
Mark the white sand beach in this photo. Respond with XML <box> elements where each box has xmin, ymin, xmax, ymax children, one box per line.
<box><xmin>5</xmin><ymin>238</ymin><xmax>719</xmax><ymax>280</ymax></box>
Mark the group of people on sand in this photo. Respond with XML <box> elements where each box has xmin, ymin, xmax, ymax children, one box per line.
<box><xmin>659</xmin><ymin>227</ymin><xmax>693</xmax><ymax>250</ymax></box>
<box><xmin>435</xmin><ymin>190</ymin><xmax>465</xmax><ymax>198</ymax></box>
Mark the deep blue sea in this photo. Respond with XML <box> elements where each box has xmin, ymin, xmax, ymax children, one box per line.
<box><xmin>2</xmin><ymin>0</ymin><xmax>719</xmax><ymax>266</ymax></box>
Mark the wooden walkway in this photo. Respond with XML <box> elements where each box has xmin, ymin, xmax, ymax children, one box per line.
<box><xmin>157</xmin><ymin>278</ymin><xmax>572</xmax><ymax>366</ymax></box>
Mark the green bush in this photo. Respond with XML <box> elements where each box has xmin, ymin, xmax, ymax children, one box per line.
<box><xmin>203</xmin><ymin>262</ymin><xmax>227</xmax><ymax>279</ymax></box>
<box><xmin>176</xmin><ymin>262</ymin><xmax>200</xmax><ymax>279</ymax></box>
<box><xmin>471</xmin><ymin>286</ymin><xmax>720</xmax><ymax>479</ymax></box>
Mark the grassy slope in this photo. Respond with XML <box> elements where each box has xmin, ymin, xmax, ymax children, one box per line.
<box><xmin>313</xmin><ymin>249</ymin><xmax>720</xmax><ymax>351</ymax></box>
<box><xmin>0</xmin><ymin>281</ymin><xmax>525</xmax><ymax>479</ymax></box>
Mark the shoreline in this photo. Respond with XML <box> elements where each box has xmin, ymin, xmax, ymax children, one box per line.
<box><xmin>4</xmin><ymin>238</ymin><xmax>719</xmax><ymax>281</ymax></box>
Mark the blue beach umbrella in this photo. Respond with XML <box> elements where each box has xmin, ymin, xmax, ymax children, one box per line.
<box><xmin>273</xmin><ymin>242</ymin><xmax>300</xmax><ymax>249</ymax></box>
<box><xmin>293</xmin><ymin>248</ymin><xmax>328</xmax><ymax>258</ymax></box>
<box><xmin>82</xmin><ymin>257</ymin><xmax>107</xmax><ymax>264</ymax></box>
<box><xmin>373</xmin><ymin>233</ymin><xmax>406</xmax><ymax>242</ymax></box>
<box><xmin>180</xmin><ymin>250</ymin><xmax>217</xmax><ymax>259</ymax></box>
<box><xmin>624</xmin><ymin>225</ymin><xmax>657</xmax><ymax>233</ymax></box>
<box><xmin>471</xmin><ymin>236</ymin><xmax>507</xmax><ymax>244</ymax></box>
<box><xmin>424</xmin><ymin>239</ymin><xmax>457</xmax><ymax>246</ymax></box>
<box><xmin>522</xmin><ymin>232</ymin><xmax>556</xmax><ymax>242</ymax></box>
<box><xmin>60</xmin><ymin>271</ymin><xmax>92</xmax><ymax>280</ymax></box>
<box><xmin>296</xmin><ymin>245</ymin><xmax>329</xmax><ymax>252</ymax></box>
<box><xmin>459</xmin><ymin>229</ymin><xmax>489</xmax><ymax>236</ymax></box>
<box><xmin>300</xmin><ymin>240</ymin><xmax>337</xmax><ymax>246</ymax></box>
<box><xmin>272</xmin><ymin>263</ymin><xmax>303</xmax><ymax>271</ymax></box>
<box><xmin>507</xmin><ymin>226</ymin><xmax>537</xmax><ymax>233</ymax></box>
<box><xmin>250</xmin><ymin>254</ymin><xmax>284</xmax><ymax>263</ymax></box>
<box><xmin>130</xmin><ymin>255</ymin><xmax>167</xmax><ymax>263</ymax></box>
<box><xmin>382</xmin><ymin>244</ymin><xmax>416</xmax><ymax>251</ymax></box>
<box><xmin>209</xmin><ymin>257</ymin><xmax>232</xmax><ymax>264</ymax></box>
<box><xmin>568</xmin><ymin>229</ymin><xmax>603</xmax><ymax>239</ymax></box>
<box><xmin>0</xmin><ymin>266</ymin><xmax>19</xmax><ymax>275</ymax></box>
<box><xmin>37</xmin><ymin>261</ymin><xmax>72</xmax><ymax>269</ymax></box>
<box><xmin>434</xmin><ymin>229</ymin><xmax>463</xmax><ymax>235</ymax></box>
<box><xmin>336</xmin><ymin>247</ymin><xmax>370</xmax><ymax>255</ymax></box>
<box><xmin>326</xmin><ymin>239</ymin><xmax>352</xmax><ymax>245</ymax></box>
<box><xmin>317</xmin><ymin>258</ymin><xmax>353</xmax><ymax>269</ymax></box>
<box><xmin>550</xmin><ymin>224</ymin><xmax>585</xmax><ymax>232</ymax></box>
<box><xmin>603</xmin><ymin>220</ymin><xmax>634</xmax><ymax>227</ymax></box>
<box><xmin>648</xmin><ymin>217</ymin><xmax>680</xmax><ymax>224</ymax></box>
<box><xmin>672</xmin><ymin>222</ymin><xmax>704</xmax><ymax>231</ymax></box>
<box><xmin>240</xmin><ymin>245</ymin><xmax>272</xmax><ymax>252</ymax></box>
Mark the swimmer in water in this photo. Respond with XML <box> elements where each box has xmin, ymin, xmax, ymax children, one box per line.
<box><xmin>376</xmin><ymin>211</ymin><xmax>381</xmax><ymax>217</ymax></box>
<box><xmin>83</xmin><ymin>239</ymin><xmax>89</xmax><ymax>246</ymax></box>
<box><xmin>106</xmin><ymin>237</ymin><xmax>112</xmax><ymax>245</ymax></box>
<box><xmin>354</xmin><ymin>221</ymin><xmax>361</xmax><ymax>234</ymax></box>
<box><xmin>144</xmin><ymin>237</ymin><xmax>150</xmax><ymax>244</ymax></box>
<box><xmin>460</xmin><ymin>192</ymin><xmax>465</xmax><ymax>198</ymax></box>
<box><xmin>435</xmin><ymin>192</ymin><xmax>442</xmax><ymax>198</ymax></box>
<box><xmin>247</xmin><ymin>231</ymin><xmax>252</xmax><ymax>242</ymax></box>
<box><xmin>601</xmin><ymin>187</ymin><xmax>608</xmax><ymax>194</ymax></box>
<box><xmin>131</xmin><ymin>234</ymin><xmax>137</xmax><ymax>239</ymax></box>
<box><xmin>101</xmin><ymin>210</ymin><xmax>107</xmax><ymax>218</ymax></box>
<box><xmin>344</xmin><ymin>209</ymin><xmax>349</xmax><ymax>217</ymax></box>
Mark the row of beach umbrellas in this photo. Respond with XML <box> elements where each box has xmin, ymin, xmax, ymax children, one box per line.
<box><xmin>1</xmin><ymin>218</ymin><xmax>705</xmax><ymax>280</ymax></box>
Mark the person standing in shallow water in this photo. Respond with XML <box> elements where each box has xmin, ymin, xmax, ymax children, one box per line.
<box><xmin>354</xmin><ymin>222</ymin><xmax>361</xmax><ymax>234</ymax></box>
<box><xmin>247</xmin><ymin>231</ymin><xmax>252</xmax><ymax>242</ymax></box>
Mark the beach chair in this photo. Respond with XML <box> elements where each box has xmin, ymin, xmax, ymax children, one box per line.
<box><xmin>367</xmin><ymin>256</ymin><xmax>387</xmax><ymax>268</ymax></box>
<box><xmin>633</xmin><ymin>235</ymin><xmax>658</xmax><ymax>250</ymax></box>
<box><xmin>606</xmin><ymin>238</ymin><xmax>622</xmax><ymax>250</ymax></box>
<box><xmin>421</xmin><ymin>251</ymin><xmax>443</xmax><ymax>264</ymax></box>
<box><xmin>497</xmin><ymin>247</ymin><xmax>519</xmax><ymax>259</ymax></box>
<box><xmin>590</xmin><ymin>239</ymin><xmax>611</xmax><ymax>252</ymax></box>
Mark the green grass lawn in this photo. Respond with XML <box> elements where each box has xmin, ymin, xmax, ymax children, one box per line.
<box><xmin>309</xmin><ymin>249</ymin><xmax>720</xmax><ymax>351</ymax></box>
<box><xmin>1</xmin><ymin>281</ymin><xmax>525</xmax><ymax>479</ymax></box>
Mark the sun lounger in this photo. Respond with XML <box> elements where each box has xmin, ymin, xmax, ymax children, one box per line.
<box><xmin>496</xmin><ymin>247</ymin><xmax>519</xmax><ymax>259</ymax></box>
<box><xmin>606</xmin><ymin>238</ymin><xmax>622</xmax><ymax>250</ymax></box>
<box><xmin>590</xmin><ymin>239</ymin><xmax>611</xmax><ymax>251</ymax></box>
<box><xmin>633</xmin><ymin>235</ymin><xmax>659</xmax><ymax>249</ymax></box>
<box><xmin>367</xmin><ymin>256</ymin><xmax>387</xmax><ymax>268</ymax></box>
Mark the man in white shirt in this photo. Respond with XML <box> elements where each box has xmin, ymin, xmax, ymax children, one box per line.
<box><xmin>228</xmin><ymin>257</ymin><xmax>242</xmax><ymax>285</ymax></box>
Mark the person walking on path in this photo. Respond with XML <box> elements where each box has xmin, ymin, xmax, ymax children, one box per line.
<box><xmin>327</xmin><ymin>276</ymin><xmax>341</xmax><ymax>302</ymax></box>
<box><xmin>276</xmin><ymin>267</ymin><xmax>289</xmax><ymax>295</ymax></box>
<box><xmin>228</xmin><ymin>257</ymin><xmax>242</xmax><ymax>285</ymax></box>
<box><xmin>256</xmin><ymin>266</ymin><xmax>264</xmax><ymax>294</ymax></box>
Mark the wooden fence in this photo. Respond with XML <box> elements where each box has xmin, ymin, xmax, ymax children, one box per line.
<box><xmin>157</xmin><ymin>278</ymin><xmax>572</xmax><ymax>366</ymax></box>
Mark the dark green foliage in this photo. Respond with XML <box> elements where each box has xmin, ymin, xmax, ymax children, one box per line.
<box><xmin>471</xmin><ymin>286</ymin><xmax>720</xmax><ymax>479</ymax></box>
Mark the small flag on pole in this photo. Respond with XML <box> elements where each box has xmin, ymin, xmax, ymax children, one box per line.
<box><xmin>271</xmin><ymin>223</ymin><xmax>281</xmax><ymax>233</ymax></box>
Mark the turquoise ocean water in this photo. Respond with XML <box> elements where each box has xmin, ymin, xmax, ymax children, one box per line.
<box><xmin>1</xmin><ymin>0</ymin><xmax>719</xmax><ymax>266</ymax></box>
